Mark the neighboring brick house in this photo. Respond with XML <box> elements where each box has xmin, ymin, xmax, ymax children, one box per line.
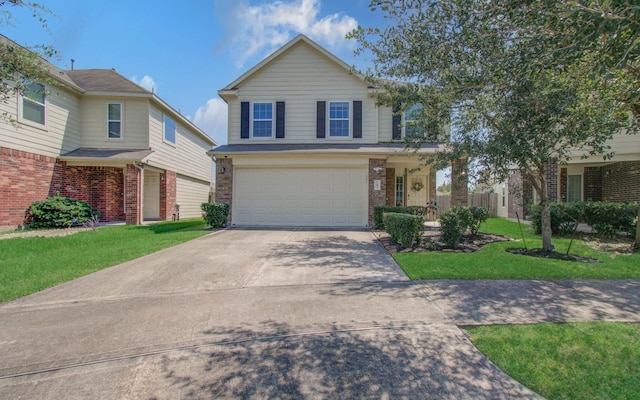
<box><xmin>0</xmin><ymin>36</ymin><xmax>217</xmax><ymax>230</ymax></box>
<box><xmin>496</xmin><ymin>137</ymin><xmax>640</xmax><ymax>220</ymax></box>
<box><xmin>209</xmin><ymin>34</ymin><xmax>463</xmax><ymax>227</ymax></box>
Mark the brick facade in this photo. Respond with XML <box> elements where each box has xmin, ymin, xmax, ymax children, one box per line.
<box><xmin>0</xmin><ymin>147</ymin><xmax>57</xmax><ymax>228</ymax></box>
<box><xmin>601</xmin><ymin>161</ymin><xmax>640</xmax><ymax>202</ymax></box>
<box><xmin>160</xmin><ymin>170</ymin><xmax>177</xmax><ymax>220</ymax></box>
<box><xmin>429</xmin><ymin>168</ymin><xmax>436</xmax><ymax>202</ymax></box>
<box><xmin>583</xmin><ymin>167</ymin><xmax>602</xmax><ymax>202</ymax></box>
<box><xmin>368</xmin><ymin>159</ymin><xmax>386</xmax><ymax>226</ymax></box>
<box><xmin>451</xmin><ymin>158</ymin><xmax>468</xmax><ymax>207</ymax></box>
<box><xmin>547</xmin><ymin>161</ymin><xmax>559</xmax><ymax>202</ymax></box>
<box><xmin>215</xmin><ymin>158</ymin><xmax>233</xmax><ymax>222</ymax></box>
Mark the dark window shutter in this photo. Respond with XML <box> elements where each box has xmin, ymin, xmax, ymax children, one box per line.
<box><xmin>316</xmin><ymin>101</ymin><xmax>326</xmax><ymax>138</ymax></box>
<box><xmin>392</xmin><ymin>105</ymin><xmax>401</xmax><ymax>140</ymax></box>
<box><xmin>276</xmin><ymin>101</ymin><xmax>285</xmax><ymax>138</ymax></box>
<box><xmin>353</xmin><ymin>100</ymin><xmax>362</xmax><ymax>139</ymax></box>
<box><xmin>240</xmin><ymin>101</ymin><xmax>250</xmax><ymax>139</ymax></box>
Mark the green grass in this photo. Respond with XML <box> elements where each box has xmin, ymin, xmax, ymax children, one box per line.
<box><xmin>0</xmin><ymin>219</ymin><xmax>211</xmax><ymax>303</ymax></box>
<box><xmin>466</xmin><ymin>322</ymin><xmax>640</xmax><ymax>400</ymax></box>
<box><xmin>395</xmin><ymin>218</ymin><xmax>640</xmax><ymax>280</ymax></box>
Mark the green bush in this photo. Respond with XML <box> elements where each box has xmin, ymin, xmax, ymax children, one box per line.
<box><xmin>383</xmin><ymin>212</ymin><xmax>424</xmax><ymax>248</ymax></box>
<box><xmin>26</xmin><ymin>194</ymin><xmax>97</xmax><ymax>229</ymax></box>
<box><xmin>201</xmin><ymin>202</ymin><xmax>230</xmax><ymax>228</ymax></box>
<box><xmin>373</xmin><ymin>206</ymin><xmax>408</xmax><ymax>229</ymax></box>
<box><xmin>530</xmin><ymin>201</ymin><xmax>638</xmax><ymax>238</ymax></box>
<box><xmin>439</xmin><ymin>206</ymin><xmax>472</xmax><ymax>248</ymax></box>
<box><xmin>468</xmin><ymin>206</ymin><xmax>490</xmax><ymax>236</ymax></box>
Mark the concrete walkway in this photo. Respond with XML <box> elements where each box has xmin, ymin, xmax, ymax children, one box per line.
<box><xmin>1</xmin><ymin>228</ymin><xmax>637</xmax><ymax>399</ymax></box>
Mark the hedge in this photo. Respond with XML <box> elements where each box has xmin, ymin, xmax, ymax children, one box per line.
<box><xmin>383</xmin><ymin>212</ymin><xmax>425</xmax><ymax>248</ymax></box>
<box><xmin>529</xmin><ymin>201</ymin><xmax>638</xmax><ymax>238</ymax></box>
<box><xmin>373</xmin><ymin>205</ymin><xmax>433</xmax><ymax>229</ymax></box>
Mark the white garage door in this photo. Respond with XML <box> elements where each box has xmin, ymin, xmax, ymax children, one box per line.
<box><xmin>234</xmin><ymin>168</ymin><xmax>367</xmax><ymax>226</ymax></box>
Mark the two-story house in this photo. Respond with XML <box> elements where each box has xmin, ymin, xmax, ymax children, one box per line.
<box><xmin>210</xmin><ymin>34</ymin><xmax>452</xmax><ymax>227</ymax></box>
<box><xmin>0</xmin><ymin>35</ymin><xmax>217</xmax><ymax>230</ymax></box>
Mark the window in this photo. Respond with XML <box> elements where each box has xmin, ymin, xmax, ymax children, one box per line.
<box><xmin>395</xmin><ymin>176</ymin><xmax>404</xmax><ymax>206</ymax></box>
<box><xmin>164</xmin><ymin>115</ymin><xmax>176</xmax><ymax>144</ymax></box>
<box><xmin>107</xmin><ymin>103</ymin><xmax>122</xmax><ymax>139</ymax></box>
<box><xmin>252</xmin><ymin>102</ymin><xmax>273</xmax><ymax>138</ymax></box>
<box><xmin>403</xmin><ymin>103</ymin><xmax>423</xmax><ymax>138</ymax></box>
<box><xmin>329</xmin><ymin>101</ymin><xmax>350</xmax><ymax>137</ymax></box>
<box><xmin>567</xmin><ymin>175</ymin><xmax>582</xmax><ymax>203</ymax></box>
<box><xmin>22</xmin><ymin>82</ymin><xmax>46</xmax><ymax>125</ymax></box>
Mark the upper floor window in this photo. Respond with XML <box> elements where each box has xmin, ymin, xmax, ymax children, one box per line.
<box><xmin>329</xmin><ymin>101</ymin><xmax>350</xmax><ymax>137</ymax></box>
<box><xmin>22</xmin><ymin>82</ymin><xmax>46</xmax><ymax>125</ymax></box>
<box><xmin>164</xmin><ymin>114</ymin><xmax>176</xmax><ymax>144</ymax></box>
<box><xmin>403</xmin><ymin>103</ymin><xmax>424</xmax><ymax>139</ymax></box>
<box><xmin>252</xmin><ymin>102</ymin><xmax>274</xmax><ymax>138</ymax></box>
<box><xmin>107</xmin><ymin>103</ymin><xmax>122</xmax><ymax>139</ymax></box>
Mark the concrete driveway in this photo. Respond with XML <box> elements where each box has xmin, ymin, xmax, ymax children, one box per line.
<box><xmin>0</xmin><ymin>228</ymin><xmax>538</xmax><ymax>399</ymax></box>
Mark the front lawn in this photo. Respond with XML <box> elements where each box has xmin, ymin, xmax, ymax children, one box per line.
<box><xmin>467</xmin><ymin>322</ymin><xmax>640</xmax><ymax>400</ymax></box>
<box><xmin>394</xmin><ymin>218</ymin><xmax>640</xmax><ymax>280</ymax></box>
<box><xmin>0</xmin><ymin>219</ymin><xmax>211</xmax><ymax>303</ymax></box>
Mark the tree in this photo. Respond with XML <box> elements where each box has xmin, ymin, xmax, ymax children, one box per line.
<box><xmin>1</xmin><ymin>1</ymin><xmax>56</xmax><ymax>121</ymax></box>
<box><xmin>350</xmin><ymin>0</ymin><xmax>630</xmax><ymax>251</ymax></box>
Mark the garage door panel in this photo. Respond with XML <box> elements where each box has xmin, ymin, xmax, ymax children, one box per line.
<box><xmin>234</xmin><ymin>168</ymin><xmax>366</xmax><ymax>227</ymax></box>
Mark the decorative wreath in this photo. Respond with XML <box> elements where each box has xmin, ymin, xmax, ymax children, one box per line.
<box><xmin>411</xmin><ymin>181</ymin><xmax>424</xmax><ymax>191</ymax></box>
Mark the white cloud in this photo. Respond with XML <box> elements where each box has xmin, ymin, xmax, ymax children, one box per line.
<box><xmin>130</xmin><ymin>75</ymin><xmax>156</xmax><ymax>91</ymax></box>
<box><xmin>229</xmin><ymin>0</ymin><xmax>358</xmax><ymax>67</ymax></box>
<box><xmin>192</xmin><ymin>98</ymin><xmax>228</xmax><ymax>145</ymax></box>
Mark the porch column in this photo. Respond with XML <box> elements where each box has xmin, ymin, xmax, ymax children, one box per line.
<box><xmin>216</xmin><ymin>157</ymin><xmax>233</xmax><ymax>223</ymax></box>
<box><xmin>160</xmin><ymin>170</ymin><xmax>177</xmax><ymax>220</ymax></box>
<box><xmin>369</xmin><ymin>159</ymin><xmax>386</xmax><ymax>227</ymax></box>
<box><xmin>125</xmin><ymin>164</ymin><xmax>142</xmax><ymax>224</ymax></box>
<box><xmin>451</xmin><ymin>158</ymin><xmax>468</xmax><ymax>207</ymax></box>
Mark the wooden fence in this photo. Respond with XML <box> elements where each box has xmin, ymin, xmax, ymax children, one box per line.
<box><xmin>436</xmin><ymin>193</ymin><xmax>498</xmax><ymax>217</ymax></box>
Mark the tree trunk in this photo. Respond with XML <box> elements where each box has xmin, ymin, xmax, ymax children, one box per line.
<box><xmin>540</xmin><ymin>197</ymin><xmax>554</xmax><ymax>251</ymax></box>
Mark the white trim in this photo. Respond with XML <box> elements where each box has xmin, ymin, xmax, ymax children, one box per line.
<box><xmin>107</xmin><ymin>102</ymin><xmax>124</xmax><ymax>140</ymax></box>
<box><xmin>327</xmin><ymin>100</ymin><xmax>351</xmax><ymax>139</ymax></box>
<box><xmin>250</xmin><ymin>101</ymin><xmax>275</xmax><ymax>140</ymax></box>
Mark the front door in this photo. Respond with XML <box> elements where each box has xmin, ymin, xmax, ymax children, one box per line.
<box><xmin>143</xmin><ymin>172</ymin><xmax>160</xmax><ymax>220</ymax></box>
<box><xmin>407</xmin><ymin>175</ymin><xmax>427</xmax><ymax>206</ymax></box>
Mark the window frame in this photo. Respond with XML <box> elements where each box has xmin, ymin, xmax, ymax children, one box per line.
<box><xmin>567</xmin><ymin>174</ymin><xmax>582</xmax><ymax>203</ymax></box>
<box><xmin>163</xmin><ymin>114</ymin><xmax>176</xmax><ymax>145</ymax></box>
<box><xmin>250</xmin><ymin>101</ymin><xmax>275</xmax><ymax>139</ymax></box>
<box><xmin>107</xmin><ymin>102</ymin><xmax>123</xmax><ymax>140</ymax></box>
<box><xmin>19</xmin><ymin>82</ymin><xmax>46</xmax><ymax>127</ymax></box>
<box><xmin>402</xmin><ymin>103</ymin><xmax>424</xmax><ymax>139</ymax></box>
<box><xmin>395</xmin><ymin>175</ymin><xmax>405</xmax><ymax>206</ymax></box>
<box><xmin>327</xmin><ymin>100</ymin><xmax>351</xmax><ymax>139</ymax></box>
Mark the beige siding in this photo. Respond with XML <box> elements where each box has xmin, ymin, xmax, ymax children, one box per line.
<box><xmin>228</xmin><ymin>42</ymin><xmax>378</xmax><ymax>144</ymax></box>
<box><xmin>147</xmin><ymin>105</ymin><xmax>212</xmax><ymax>183</ymax></box>
<box><xmin>378</xmin><ymin>106</ymin><xmax>393</xmax><ymax>142</ymax></box>
<box><xmin>80</xmin><ymin>98</ymin><xmax>149</xmax><ymax>149</ymax></box>
<box><xmin>0</xmin><ymin>85</ymin><xmax>81</xmax><ymax>157</ymax></box>
<box><xmin>176</xmin><ymin>174</ymin><xmax>210</xmax><ymax>219</ymax></box>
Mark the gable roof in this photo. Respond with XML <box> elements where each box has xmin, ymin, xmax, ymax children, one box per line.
<box><xmin>219</xmin><ymin>34</ymin><xmax>368</xmax><ymax>96</ymax></box>
<box><xmin>66</xmin><ymin>69</ymin><xmax>149</xmax><ymax>94</ymax></box>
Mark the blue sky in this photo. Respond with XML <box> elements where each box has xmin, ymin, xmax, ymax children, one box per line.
<box><xmin>3</xmin><ymin>0</ymin><xmax>388</xmax><ymax>146</ymax></box>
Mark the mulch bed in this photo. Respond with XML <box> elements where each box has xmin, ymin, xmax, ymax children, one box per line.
<box><xmin>376</xmin><ymin>231</ymin><xmax>511</xmax><ymax>254</ymax></box>
<box><xmin>506</xmin><ymin>248</ymin><xmax>601</xmax><ymax>263</ymax></box>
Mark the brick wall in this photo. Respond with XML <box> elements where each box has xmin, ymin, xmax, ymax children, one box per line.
<box><xmin>215</xmin><ymin>158</ymin><xmax>233</xmax><ymax>222</ymax></box>
<box><xmin>602</xmin><ymin>161</ymin><xmax>640</xmax><ymax>202</ymax></box>
<box><xmin>125</xmin><ymin>164</ymin><xmax>141</xmax><ymax>224</ymax></box>
<box><xmin>160</xmin><ymin>170</ymin><xmax>177</xmax><ymax>220</ymax></box>
<box><xmin>50</xmin><ymin>161</ymin><xmax>125</xmax><ymax>222</ymax></box>
<box><xmin>368</xmin><ymin>159</ymin><xmax>386</xmax><ymax>226</ymax></box>
<box><xmin>451</xmin><ymin>158</ymin><xmax>468</xmax><ymax>206</ymax></box>
<box><xmin>429</xmin><ymin>168</ymin><xmax>436</xmax><ymax>202</ymax></box>
<box><xmin>0</xmin><ymin>147</ymin><xmax>57</xmax><ymax>228</ymax></box>
<box><xmin>547</xmin><ymin>161</ymin><xmax>559</xmax><ymax>202</ymax></box>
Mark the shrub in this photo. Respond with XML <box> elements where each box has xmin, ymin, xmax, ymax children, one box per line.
<box><xmin>26</xmin><ymin>194</ymin><xmax>97</xmax><ymax>229</ymax></box>
<box><xmin>383</xmin><ymin>212</ymin><xmax>424</xmax><ymax>248</ymax></box>
<box><xmin>468</xmin><ymin>206</ymin><xmax>490</xmax><ymax>236</ymax></box>
<box><xmin>201</xmin><ymin>202</ymin><xmax>230</xmax><ymax>228</ymax></box>
<box><xmin>439</xmin><ymin>206</ymin><xmax>472</xmax><ymax>248</ymax></box>
<box><xmin>373</xmin><ymin>206</ymin><xmax>409</xmax><ymax>229</ymax></box>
